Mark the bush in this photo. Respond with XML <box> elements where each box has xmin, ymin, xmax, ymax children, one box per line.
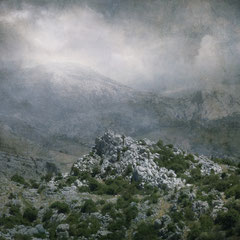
<box><xmin>81</xmin><ymin>200</ymin><xmax>97</xmax><ymax>213</ymax></box>
<box><xmin>43</xmin><ymin>173</ymin><xmax>52</xmax><ymax>182</ymax></box>
<box><xmin>9</xmin><ymin>205</ymin><xmax>21</xmax><ymax>216</ymax></box>
<box><xmin>133</xmin><ymin>222</ymin><xmax>158</xmax><ymax>240</ymax></box>
<box><xmin>42</xmin><ymin>209</ymin><xmax>53</xmax><ymax>222</ymax></box>
<box><xmin>71</xmin><ymin>167</ymin><xmax>81</xmax><ymax>176</ymax></box>
<box><xmin>50</xmin><ymin>201</ymin><xmax>69</xmax><ymax>214</ymax></box>
<box><xmin>184</xmin><ymin>206</ymin><xmax>195</xmax><ymax>221</ymax></box>
<box><xmin>215</xmin><ymin>209</ymin><xmax>239</xmax><ymax>230</ymax></box>
<box><xmin>66</xmin><ymin>212</ymin><xmax>81</xmax><ymax>225</ymax></box>
<box><xmin>11</xmin><ymin>174</ymin><xmax>27</xmax><ymax>185</ymax></box>
<box><xmin>23</xmin><ymin>207</ymin><xmax>38</xmax><ymax>222</ymax></box>
<box><xmin>124</xmin><ymin>205</ymin><xmax>138</xmax><ymax>223</ymax></box>
<box><xmin>29</xmin><ymin>179</ymin><xmax>40</xmax><ymax>189</ymax></box>
<box><xmin>226</xmin><ymin>185</ymin><xmax>240</xmax><ymax>199</ymax></box>
<box><xmin>69</xmin><ymin>216</ymin><xmax>100</xmax><ymax>237</ymax></box>
<box><xmin>92</xmin><ymin>166</ymin><xmax>101</xmax><ymax>177</ymax></box>
<box><xmin>66</xmin><ymin>176</ymin><xmax>77</xmax><ymax>185</ymax></box>
<box><xmin>14</xmin><ymin>234</ymin><xmax>31</xmax><ymax>240</ymax></box>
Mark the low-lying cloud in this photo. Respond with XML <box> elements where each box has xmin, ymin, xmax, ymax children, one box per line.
<box><xmin>0</xmin><ymin>0</ymin><xmax>240</xmax><ymax>92</ymax></box>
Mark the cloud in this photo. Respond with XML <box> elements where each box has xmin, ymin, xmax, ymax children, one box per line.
<box><xmin>0</xmin><ymin>0</ymin><xmax>240</xmax><ymax>92</ymax></box>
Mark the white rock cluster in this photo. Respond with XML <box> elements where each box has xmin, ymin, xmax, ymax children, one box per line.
<box><xmin>196</xmin><ymin>155</ymin><xmax>222</xmax><ymax>175</ymax></box>
<box><xmin>74</xmin><ymin>131</ymin><xmax>184</xmax><ymax>189</ymax></box>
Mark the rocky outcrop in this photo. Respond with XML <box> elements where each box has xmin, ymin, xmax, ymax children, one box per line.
<box><xmin>0</xmin><ymin>151</ymin><xmax>59</xmax><ymax>179</ymax></box>
<box><xmin>73</xmin><ymin>131</ymin><xmax>184</xmax><ymax>189</ymax></box>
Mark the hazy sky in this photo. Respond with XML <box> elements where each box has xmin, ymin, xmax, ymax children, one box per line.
<box><xmin>0</xmin><ymin>0</ymin><xmax>240</xmax><ymax>92</ymax></box>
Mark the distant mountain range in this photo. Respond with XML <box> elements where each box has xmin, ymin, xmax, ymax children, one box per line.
<box><xmin>0</xmin><ymin>62</ymin><xmax>239</xmax><ymax>170</ymax></box>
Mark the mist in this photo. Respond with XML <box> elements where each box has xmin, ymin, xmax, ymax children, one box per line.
<box><xmin>0</xmin><ymin>0</ymin><xmax>240</xmax><ymax>92</ymax></box>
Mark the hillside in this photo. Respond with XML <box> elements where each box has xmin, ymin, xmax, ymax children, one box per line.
<box><xmin>0</xmin><ymin>132</ymin><xmax>240</xmax><ymax>240</ymax></box>
<box><xmin>0</xmin><ymin>62</ymin><xmax>239</xmax><ymax>170</ymax></box>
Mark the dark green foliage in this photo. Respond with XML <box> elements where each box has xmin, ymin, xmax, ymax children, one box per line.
<box><xmin>148</xmin><ymin>192</ymin><xmax>159</xmax><ymax>204</ymax></box>
<box><xmin>88</xmin><ymin>178</ymin><xmax>103</xmax><ymax>193</ymax></box>
<box><xmin>69</xmin><ymin>216</ymin><xmax>100</xmax><ymax>237</ymax></box>
<box><xmin>185</xmin><ymin>154</ymin><xmax>196</xmax><ymax>162</ymax></box>
<box><xmin>199</xmin><ymin>215</ymin><xmax>214</xmax><ymax>232</ymax></box>
<box><xmin>133</xmin><ymin>222</ymin><xmax>159</xmax><ymax>240</ymax></box>
<box><xmin>29</xmin><ymin>179</ymin><xmax>39</xmax><ymax>189</ymax></box>
<box><xmin>14</xmin><ymin>234</ymin><xmax>31</xmax><ymax>240</ymax></box>
<box><xmin>187</xmin><ymin>168</ymin><xmax>202</xmax><ymax>183</ymax></box>
<box><xmin>42</xmin><ymin>209</ymin><xmax>53</xmax><ymax>222</ymax></box>
<box><xmin>66</xmin><ymin>176</ymin><xmax>77</xmax><ymax>185</ymax></box>
<box><xmin>42</xmin><ymin>173</ymin><xmax>53</xmax><ymax>182</ymax></box>
<box><xmin>79</xmin><ymin>175</ymin><xmax>140</xmax><ymax>196</ymax></box>
<box><xmin>107</xmin><ymin>213</ymin><xmax>126</xmax><ymax>231</ymax></box>
<box><xmin>92</xmin><ymin>166</ymin><xmax>101</xmax><ymax>177</ymax></box>
<box><xmin>33</xmin><ymin>232</ymin><xmax>47</xmax><ymax>238</ymax></box>
<box><xmin>11</xmin><ymin>174</ymin><xmax>27</xmax><ymax>185</ymax></box>
<box><xmin>156</xmin><ymin>139</ymin><xmax>163</xmax><ymax>147</ymax></box>
<box><xmin>0</xmin><ymin>204</ymin><xmax>28</xmax><ymax>229</ymax></box>
<box><xmin>23</xmin><ymin>207</ymin><xmax>38</xmax><ymax>222</ymax></box>
<box><xmin>146</xmin><ymin>208</ymin><xmax>153</xmax><ymax>216</ymax></box>
<box><xmin>9</xmin><ymin>204</ymin><xmax>21</xmax><ymax>216</ymax></box>
<box><xmin>184</xmin><ymin>207</ymin><xmax>195</xmax><ymax>221</ymax></box>
<box><xmin>50</xmin><ymin>201</ymin><xmax>69</xmax><ymax>214</ymax></box>
<box><xmin>71</xmin><ymin>167</ymin><xmax>81</xmax><ymax>176</ymax></box>
<box><xmin>215</xmin><ymin>209</ymin><xmax>239</xmax><ymax>230</ymax></box>
<box><xmin>225</xmin><ymin>184</ymin><xmax>240</xmax><ymax>199</ymax></box>
<box><xmin>101</xmin><ymin>203</ymin><xmax>117</xmax><ymax>218</ymax></box>
<box><xmin>153</xmin><ymin>145</ymin><xmax>190</xmax><ymax>176</ymax></box>
<box><xmin>124</xmin><ymin>164</ymin><xmax>133</xmax><ymax>176</ymax></box>
<box><xmin>124</xmin><ymin>205</ymin><xmax>138</xmax><ymax>223</ymax></box>
<box><xmin>213</xmin><ymin>158</ymin><xmax>237</xmax><ymax>167</ymax></box>
<box><xmin>37</xmin><ymin>185</ymin><xmax>46</xmax><ymax>194</ymax></box>
<box><xmin>187</xmin><ymin>222</ymin><xmax>224</xmax><ymax>240</ymax></box>
<box><xmin>81</xmin><ymin>199</ymin><xmax>97</xmax><ymax>213</ymax></box>
<box><xmin>66</xmin><ymin>212</ymin><xmax>81</xmax><ymax>225</ymax></box>
<box><xmin>54</xmin><ymin>173</ymin><xmax>63</xmax><ymax>181</ymax></box>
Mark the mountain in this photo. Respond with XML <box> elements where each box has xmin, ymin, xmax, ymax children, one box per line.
<box><xmin>0</xmin><ymin>62</ymin><xmax>239</xmax><ymax>170</ymax></box>
<box><xmin>0</xmin><ymin>131</ymin><xmax>239</xmax><ymax>240</ymax></box>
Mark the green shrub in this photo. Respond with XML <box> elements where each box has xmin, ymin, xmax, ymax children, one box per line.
<box><xmin>9</xmin><ymin>204</ymin><xmax>21</xmax><ymax>216</ymax></box>
<box><xmin>66</xmin><ymin>212</ymin><xmax>81</xmax><ymax>225</ymax></box>
<box><xmin>101</xmin><ymin>203</ymin><xmax>114</xmax><ymax>215</ymax></box>
<box><xmin>11</xmin><ymin>174</ymin><xmax>27</xmax><ymax>185</ymax></box>
<box><xmin>71</xmin><ymin>167</ymin><xmax>81</xmax><ymax>176</ymax></box>
<box><xmin>184</xmin><ymin>206</ymin><xmax>195</xmax><ymax>221</ymax></box>
<box><xmin>50</xmin><ymin>201</ymin><xmax>69</xmax><ymax>214</ymax></box>
<box><xmin>215</xmin><ymin>209</ymin><xmax>239</xmax><ymax>230</ymax></box>
<box><xmin>133</xmin><ymin>222</ymin><xmax>158</xmax><ymax>240</ymax></box>
<box><xmin>14</xmin><ymin>234</ymin><xmax>31</xmax><ymax>240</ymax></box>
<box><xmin>226</xmin><ymin>185</ymin><xmax>240</xmax><ymax>199</ymax></box>
<box><xmin>92</xmin><ymin>166</ymin><xmax>101</xmax><ymax>177</ymax></box>
<box><xmin>29</xmin><ymin>179</ymin><xmax>40</xmax><ymax>189</ymax></box>
<box><xmin>23</xmin><ymin>207</ymin><xmax>38</xmax><ymax>222</ymax></box>
<box><xmin>42</xmin><ymin>209</ymin><xmax>53</xmax><ymax>222</ymax></box>
<box><xmin>81</xmin><ymin>200</ymin><xmax>97</xmax><ymax>213</ymax></box>
<box><xmin>66</xmin><ymin>176</ymin><xmax>77</xmax><ymax>185</ymax></box>
<box><xmin>124</xmin><ymin>164</ymin><xmax>133</xmax><ymax>176</ymax></box>
<box><xmin>69</xmin><ymin>216</ymin><xmax>100</xmax><ymax>237</ymax></box>
<box><xmin>146</xmin><ymin>208</ymin><xmax>153</xmax><ymax>216</ymax></box>
<box><xmin>42</xmin><ymin>173</ymin><xmax>53</xmax><ymax>182</ymax></box>
<box><xmin>124</xmin><ymin>205</ymin><xmax>138</xmax><ymax>223</ymax></box>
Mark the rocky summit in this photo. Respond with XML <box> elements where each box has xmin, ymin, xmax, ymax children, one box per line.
<box><xmin>73</xmin><ymin>131</ymin><xmax>184</xmax><ymax>190</ymax></box>
<box><xmin>0</xmin><ymin>131</ymin><xmax>240</xmax><ymax>240</ymax></box>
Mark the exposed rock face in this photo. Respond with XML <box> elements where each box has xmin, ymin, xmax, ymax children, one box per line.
<box><xmin>0</xmin><ymin>151</ymin><xmax>59</xmax><ymax>179</ymax></box>
<box><xmin>192</xmin><ymin>200</ymin><xmax>209</xmax><ymax>217</ymax></box>
<box><xmin>197</xmin><ymin>155</ymin><xmax>223</xmax><ymax>175</ymax></box>
<box><xmin>73</xmin><ymin>131</ymin><xmax>184</xmax><ymax>189</ymax></box>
